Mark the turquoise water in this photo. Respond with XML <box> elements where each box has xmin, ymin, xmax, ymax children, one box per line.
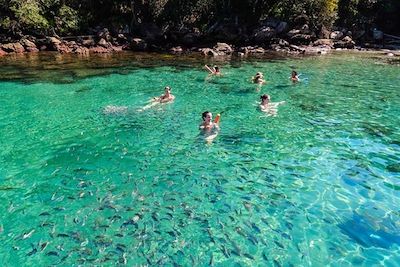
<box><xmin>0</xmin><ymin>52</ymin><xmax>399</xmax><ymax>266</ymax></box>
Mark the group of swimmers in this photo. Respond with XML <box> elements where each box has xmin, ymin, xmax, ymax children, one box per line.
<box><xmin>134</xmin><ymin>64</ymin><xmax>299</xmax><ymax>142</ymax></box>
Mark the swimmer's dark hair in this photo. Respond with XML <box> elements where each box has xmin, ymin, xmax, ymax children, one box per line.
<box><xmin>214</xmin><ymin>66</ymin><xmax>219</xmax><ymax>71</ymax></box>
<box><xmin>292</xmin><ymin>70</ymin><xmax>298</xmax><ymax>75</ymax></box>
<box><xmin>260</xmin><ymin>94</ymin><xmax>270</xmax><ymax>100</ymax></box>
<box><xmin>202</xmin><ymin>111</ymin><xmax>210</xmax><ymax>120</ymax></box>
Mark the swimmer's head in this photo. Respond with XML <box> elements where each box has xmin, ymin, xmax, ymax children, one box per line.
<box><xmin>202</xmin><ymin>111</ymin><xmax>212</xmax><ymax>121</ymax></box>
<box><xmin>164</xmin><ymin>86</ymin><xmax>171</xmax><ymax>93</ymax></box>
<box><xmin>214</xmin><ymin>66</ymin><xmax>219</xmax><ymax>72</ymax></box>
<box><xmin>291</xmin><ymin>70</ymin><xmax>297</xmax><ymax>76</ymax></box>
<box><xmin>260</xmin><ymin>94</ymin><xmax>270</xmax><ymax>101</ymax></box>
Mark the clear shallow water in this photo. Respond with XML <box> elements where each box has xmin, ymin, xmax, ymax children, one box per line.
<box><xmin>0</xmin><ymin>52</ymin><xmax>399</xmax><ymax>266</ymax></box>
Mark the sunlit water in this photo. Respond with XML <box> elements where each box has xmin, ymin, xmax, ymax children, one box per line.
<box><xmin>0</xmin><ymin>52</ymin><xmax>399</xmax><ymax>266</ymax></box>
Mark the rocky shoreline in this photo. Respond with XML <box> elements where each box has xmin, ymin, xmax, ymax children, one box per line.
<box><xmin>1</xmin><ymin>20</ymin><xmax>399</xmax><ymax>57</ymax></box>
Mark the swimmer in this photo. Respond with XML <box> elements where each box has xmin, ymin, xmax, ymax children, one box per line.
<box><xmin>252</xmin><ymin>72</ymin><xmax>266</xmax><ymax>84</ymax></box>
<box><xmin>199</xmin><ymin>111</ymin><xmax>220</xmax><ymax>143</ymax></box>
<box><xmin>205</xmin><ymin>65</ymin><xmax>221</xmax><ymax>75</ymax></box>
<box><xmin>291</xmin><ymin>70</ymin><xmax>300</xmax><ymax>82</ymax></box>
<box><xmin>153</xmin><ymin>86</ymin><xmax>175</xmax><ymax>103</ymax></box>
<box><xmin>259</xmin><ymin>94</ymin><xmax>285</xmax><ymax>117</ymax></box>
<box><xmin>138</xmin><ymin>86</ymin><xmax>175</xmax><ymax>111</ymax></box>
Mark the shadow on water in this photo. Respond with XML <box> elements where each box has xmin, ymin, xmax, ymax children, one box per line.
<box><xmin>338</xmin><ymin>211</ymin><xmax>400</xmax><ymax>249</ymax></box>
<box><xmin>0</xmin><ymin>51</ymin><xmax>291</xmax><ymax>84</ymax></box>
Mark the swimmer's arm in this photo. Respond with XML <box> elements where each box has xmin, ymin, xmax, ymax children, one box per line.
<box><xmin>204</xmin><ymin>65</ymin><xmax>214</xmax><ymax>74</ymax></box>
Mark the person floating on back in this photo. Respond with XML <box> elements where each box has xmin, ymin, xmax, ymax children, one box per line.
<box><xmin>199</xmin><ymin>111</ymin><xmax>220</xmax><ymax>143</ymax></box>
<box><xmin>291</xmin><ymin>70</ymin><xmax>300</xmax><ymax>83</ymax></box>
<box><xmin>138</xmin><ymin>86</ymin><xmax>175</xmax><ymax>111</ymax></box>
<box><xmin>259</xmin><ymin>94</ymin><xmax>285</xmax><ymax>117</ymax></box>
<box><xmin>153</xmin><ymin>86</ymin><xmax>175</xmax><ymax>103</ymax></box>
<box><xmin>205</xmin><ymin>65</ymin><xmax>221</xmax><ymax>75</ymax></box>
<box><xmin>252</xmin><ymin>72</ymin><xmax>266</xmax><ymax>84</ymax></box>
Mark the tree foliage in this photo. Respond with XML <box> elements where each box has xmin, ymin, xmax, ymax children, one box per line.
<box><xmin>0</xmin><ymin>0</ymin><xmax>398</xmax><ymax>37</ymax></box>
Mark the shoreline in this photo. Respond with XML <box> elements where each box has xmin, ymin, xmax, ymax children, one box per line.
<box><xmin>1</xmin><ymin>31</ymin><xmax>400</xmax><ymax>59</ymax></box>
<box><xmin>0</xmin><ymin>44</ymin><xmax>399</xmax><ymax>59</ymax></box>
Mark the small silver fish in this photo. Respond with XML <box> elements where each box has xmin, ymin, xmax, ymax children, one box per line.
<box><xmin>23</xmin><ymin>229</ymin><xmax>35</xmax><ymax>239</ymax></box>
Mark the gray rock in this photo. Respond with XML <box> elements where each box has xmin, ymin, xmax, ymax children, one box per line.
<box><xmin>213</xmin><ymin>42</ymin><xmax>233</xmax><ymax>55</ymax></box>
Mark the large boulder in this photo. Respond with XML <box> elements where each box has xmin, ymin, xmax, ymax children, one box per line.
<box><xmin>138</xmin><ymin>23</ymin><xmax>163</xmax><ymax>43</ymax></box>
<box><xmin>290</xmin><ymin>34</ymin><xmax>313</xmax><ymax>45</ymax></box>
<box><xmin>334</xmin><ymin>36</ymin><xmax>355</xmax><ymax>49</ymax></box>
<box><xmin>252</xmin><ymin>26</ymin><xmax>276</xmax><ymax>43</ymax></box>
<box><xmin>182</xmin><ymin>32</ymin><xmax>200</xmax><ymax>46</ymax></box>
<box><xmin>130</xmin><ymin>38</ymin><xmax>147</xmax><ymax>51</ymax></box>
<box><xmin>213</xmin><ymin>42</ymin><xmax>233</xmax><ymax>55</ymax></box>
<box><xmin>208</xmin><ymin>23</ymin><xmax>244</xmax><ymax>43</ymax></box>
<box><xmin>1</xmin><ymin>42</ymin><xmax>25</xmax><ymax>53</ymax></box>
<box><xmin>20</xmin><ymin>38</ymin><xmax>39</xmax><ymax>52</ymax></box>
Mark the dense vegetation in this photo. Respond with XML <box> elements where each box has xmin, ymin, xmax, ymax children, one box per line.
<box><xmin>0</xmin><ymin>0</ymin><xmax>399</xmax><ymax>38</ymax></box>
